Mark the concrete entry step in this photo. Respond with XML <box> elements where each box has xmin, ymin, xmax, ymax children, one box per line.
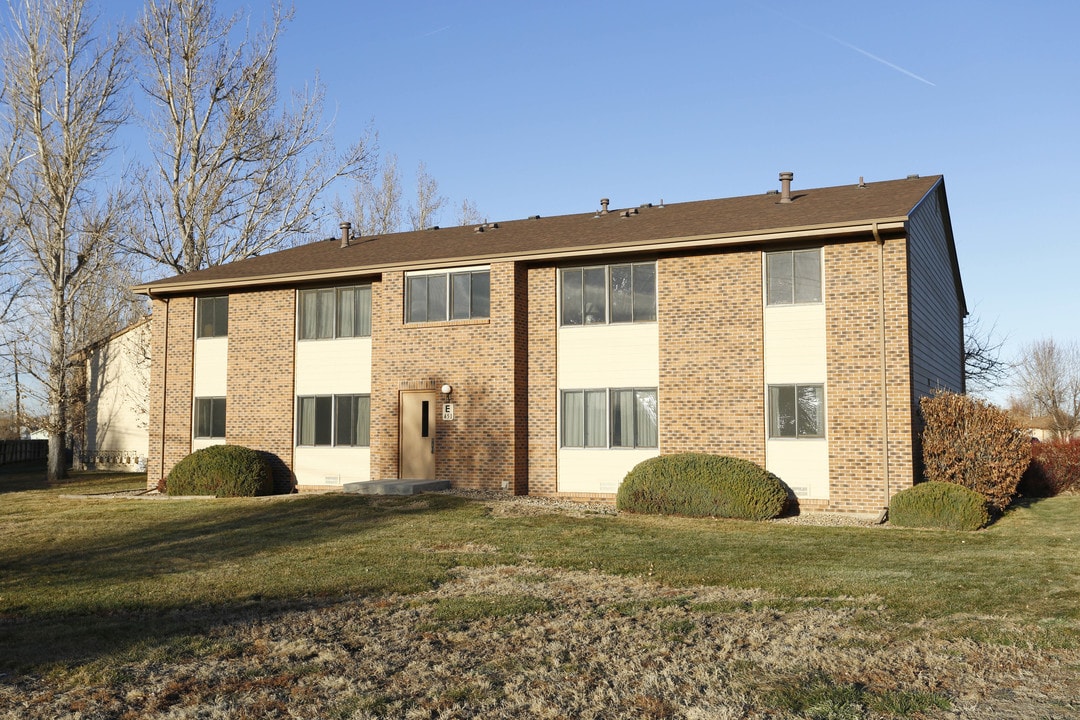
<box><xmin>342</xmin><ymin>479</ymin><xmax>451</xmax><ymax>496</ymax></box>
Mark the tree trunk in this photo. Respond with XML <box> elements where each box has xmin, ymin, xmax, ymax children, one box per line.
<box><xmin>47</xmin><ymin>284</ymin><xmax>67</xmax><ymax>482</ymax></box>
<box><xmin>47</xmin><ymin>430</ymin><xmax>66</xmax><ymax>481</ymax></box>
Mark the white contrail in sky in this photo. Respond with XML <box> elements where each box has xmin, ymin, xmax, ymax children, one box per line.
<box><xmin>824</xmin><ymin>32</ymin><xmax>936</xmax><ymax>87</ymax></box>
<box><xmin>758</xmin><ymin>4</ymin><xmax>936</xmax><ymax>87</ymax></box>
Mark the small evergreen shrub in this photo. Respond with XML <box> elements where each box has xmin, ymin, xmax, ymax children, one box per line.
<box><xmin>920</xmin><ymin>391</ymin><xmax>1030</xmax><ymax>511</ymax></box>
<box><xmin>616</xmin><ymin>453</ymin><xmax>788</xmax><ymax>520</ymax></box>
<box><xmin>165</xmin><ymin>444</ymin><xmax>273</xmax><ymax>497</ymax></box>
<box><xmin>889</xmin><ymin>481</ymin><xmax>989</xmax><ymax>531</ymax></box>
<box><xmin>1020</xmin><ymin>438</ymin><xmax>1080</xmax><ymax>497</ymax></box>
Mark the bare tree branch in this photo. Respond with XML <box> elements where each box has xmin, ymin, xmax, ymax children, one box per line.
<box><xmin>1014</xmin><ymin>337</ymin><xmax>1080</xmax><ymax>440</ymax></box>
<box><xmin>964</xmin><ymin>314</ymin><xmax>1008</xmax><ymax>394</ymax></box>
<box><xmin>127</xmin><ymin>0</ymin><xmax>373</xmax><ymax>274</ymax></box>
<box><xmin>0</xmin><ymin>0</ymin><xmax>129</xmax><ymax>480</ymax></box>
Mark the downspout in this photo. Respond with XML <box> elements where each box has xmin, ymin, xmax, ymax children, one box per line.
<box><xmin>157</xmin><ymin>295</ymin><xmax>169</xmax><ymax>490</ymax></box>
<box><xmin>873</xmin><ymin>223</ymin><xmax>890</xmax><ymax>524</ymax></box>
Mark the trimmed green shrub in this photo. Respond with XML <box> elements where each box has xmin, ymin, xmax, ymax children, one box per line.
<box><xmin>889</xmin><ymin>481</ymin><xmax>989</xmax><ymax>531</ymax></box>
<box><xmin>920</xmin><ymin>391</ymin><xmax>1030</xmax><ymax>511</ymax></box>
<box><xmin>1020</xmin><ymin>438</ymin><xmax>1080</xmax><ymax>497</ymax></box>
<box><xmin>616</xmin><ymin>453</ymin><xmax>788</xmax><ymax>520</ymax></box>
<box><xmin>165</xmin><ymin>444</ymin><xmax>273</xmax><ymax>497</ymax></box>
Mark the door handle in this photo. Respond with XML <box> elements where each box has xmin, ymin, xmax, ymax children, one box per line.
<box><xmin>431</xmin><ymin>438</ymin><xmax>435</xmax><ymax>454</ymax></box>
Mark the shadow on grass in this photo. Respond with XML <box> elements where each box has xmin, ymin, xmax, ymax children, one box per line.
<box><xmin>0</xmin><ymin>492</ymin><xmax>478</xmax><ymax>674</ymax></box>
<box><xmin>0</xmin><ymin>595</ymin><xmax>362</xmax><ymax>677</ymax></box>
<box><xmin>0</xmin><ymin>460</ymin><xmax>50</xmax><ymax>493</ymax></box>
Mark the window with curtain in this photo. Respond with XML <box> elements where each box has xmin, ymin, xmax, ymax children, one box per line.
<box><xmin>611</xmin><ymin>388</ymin><xmax>658</xmax><ymax>448</ymax></box>
<box><xmin>766</xmin><ymin>249</ymin><xmax>822</xmax><ymax>305</ymax></box>
<box><xmin>768</xmin><ymin>384</ymin><xmax>825</xmax><ymax>438</ymax></box>
<box><xmin>335</xmin><ymin>395</ymin><xmax>371</xmax><ymax>446</ymax></box>
<box><xmin>560</xmin><ymin>262</ymin><xmax>656</xmax><ymax>326</ymax></box>
<box><xmin>194</xmin><ymin>397</ymin><xmax>226</xmax><ymax>438</ymax></box>
<box><xmin>196</xmin><ymin>297</ymin><xmax>228</xmax><ymax>338</ymax></box>
<box><xmin>297</xmin><ymin>395</ymin><xmax>370</xmax><ymax>447</ymax></box>
<box><xmin>562</xmin><ymin>387</ymin><xmax>658</xmax><ymax>448</ymax></box>
<box><xmin>407</xmin><ymin>268</ymin><xmax>489</xmax><ymax>323</ymax></box>
<box><xmin>298</xmin><ymin>285</ymin><xmax>371</xmax><ymax>340</ymax></box>
<box><xmin>561</xmin><ymin>389</ymin><xmax>607</xmax><ymax>447</ymax></box>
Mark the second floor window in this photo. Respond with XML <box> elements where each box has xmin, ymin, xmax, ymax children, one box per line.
<box><xmin>196</xmin><ymin>296</ymin><xmax>228</xmax><ymax>338</ymax></box>
<box><xmin>406</xmin><ymin>268</ymin><xmax>490</xmax><ymax>323</ymax></box>
<box><xmin>561</xmin><ymin>262</ymin><xmax>656</xmax><ymax>326</ymax></box>
<box><xmin>766</xmin><ymin>249</ymin><xmax>822</xmax><ymax>305</ymax></box>
<box><xmin>299</xmin><ymin>285</ymin><xmax>371</xmax><ymax>339</ymax></box>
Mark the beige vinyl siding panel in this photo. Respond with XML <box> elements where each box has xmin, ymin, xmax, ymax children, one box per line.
<box><xmin>294</xmin><ymin>447</ymin><xmax>371</xmax><ymax>486</ymax></box>
<box><xmin>763</xmin><ymin>301</ymin><xmax>829</xmax><ymax>500</ymax></box>
<box><xmin>906</xmin><ymin>183</ymin><xmax>964</xmax><ymax>402</ymax></box>
<box><xmin>557</xmin><ymin>323</ymin><xmax>660</xmax><ymax>388</ymax></box>
<box><xmin>295</xmin><ymin>338</ymin><xmax>372</xmax><ymax>395</ymax></box>
<box><xmin>192</xmin><ymin>337</ymin><xmax>228</xmax><ymax>397</ymax></box>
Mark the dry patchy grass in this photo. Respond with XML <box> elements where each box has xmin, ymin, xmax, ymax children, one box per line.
<box><xmin>2</xmin><ymin>565</ymin><xmax>1078</xmax><ymax>718</ymax></box>
<box><xmin>2</xmin><ymin>465</ymin><xmax>1079</xmax><ymax>718</ymax></box>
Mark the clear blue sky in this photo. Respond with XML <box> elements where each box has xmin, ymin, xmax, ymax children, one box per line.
<box><xmin>35</xmin><ymin>2</ymin><xmax>1080</xmax><ymax>396</ymax></box>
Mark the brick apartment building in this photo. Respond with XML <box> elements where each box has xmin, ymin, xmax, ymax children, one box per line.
<box><xmin>134</xmin><ymin>172</ymin><xmax>966</xmax><ymax>514</ymax></box>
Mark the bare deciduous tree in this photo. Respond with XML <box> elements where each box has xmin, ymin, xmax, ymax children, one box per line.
<box><xmin>455</xmin><ymin>197</ymin><xmax>484</xmax><ymax>227</ymax></box>
<box><xmin>0</xmin><ymin>0</ymin><xmax>129</xmax><ymax>480</ymax></box>
<box><xmin>333</xmin><ymin>155</ymin><xmax>483</xmax><ymax>236</ymax></box>
<box><xmin>964</xmin><ymin>314</ymin><xmax>1008</xmax><ymax>395</ymax></box>
<box><xmin>128</xmin><ymin>0</ymin><xmax>372</xmax><ymax>274</ymax></box>
<box><xmin>1014</xmin><ymin>338</ymin><xmax>1080</xmax><ymax>440</ymax></box>
<box><xmin>408</xmin><ymin>161</ymin><xmax>445</xmax><ymax>231</ymax></box>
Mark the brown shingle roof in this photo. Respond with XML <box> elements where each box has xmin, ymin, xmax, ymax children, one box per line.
<box><xmin>135</xmin><ymin>174</ymin><xmax>943</xmax><ymax>295</ymax></box>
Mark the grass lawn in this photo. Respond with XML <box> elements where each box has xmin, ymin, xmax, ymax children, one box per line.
<box><xmin>1</xmin><ymin>462</ymin><xmax>1078</xmax><ymax>719</ymax></box>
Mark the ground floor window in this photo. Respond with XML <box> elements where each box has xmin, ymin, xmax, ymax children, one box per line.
<box><xmin>297</xmin><ymin>395</ymin><xmax>370</xmax><ymax>447</ymax></box>
<box><xmin>194</xmin><ymin>397</ymin><xmax>226</xmax><ymax>438</ymax></box>
<box><xmin>561</xmin><ymin>388</ymin><xmax>658</xmax><ymax>448</ymax></box>
<box><xmin>768</xmin><ymin>384</ymin><xmax>825</xmax><ymax>438</ymax></box>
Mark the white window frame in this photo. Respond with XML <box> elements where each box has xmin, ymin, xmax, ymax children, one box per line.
<box><xmin>559</xmin><ymin>261</ymin><xmax>657</xmax><ymax>326</ymax></box>
<box><xmin>768</xmin><ymin>383</ymin><xmax>826</xmax><ymax>439</ymax></box>
<box><xmin>196</xmin><ymin>296</ymin><xmax>228</xmax><ymax>338</ymax></box>
<box><xmin>297</xmin><ymin>284</ymin><xmax>372</xmax><ymax>340</ymax></box>
<box><xmin>296</xmin><ymin>394</ymin><xmax>371</xmax><ymax>447</ymax></box>
<box><xmin>560</xmin><ymin>387</ymin><xmax>659</xmax><ymax>449</ymax></box>
<box><xmin>404</xmin><ymin>265</ymin><xmax>490</xmax><ymax>323</ymax></box>
<box><xmin>193</xmin><ymin>397</ymin><xmax>226</xmax><ymax>439</ymax></box>
<box><xmin>765</xmin><ymin>249</ymin><xmax>823</xmax><ymax>306</ymax></box>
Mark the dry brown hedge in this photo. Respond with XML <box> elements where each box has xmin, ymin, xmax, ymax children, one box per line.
<box><xmin>920</xmin><ymin>391</ymin><xmax>1030</xmax><ymax>511</ymax></box>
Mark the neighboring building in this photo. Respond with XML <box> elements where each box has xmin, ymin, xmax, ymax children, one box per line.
<box><xmin>134</xmin><ymin>173</ymin><xmax>966</xmax><ymax>513</ymax></box>
<box><xmin>75</xmin><ymin>318</ymin><xmax>151</xmax><ymax>471</ymax></box>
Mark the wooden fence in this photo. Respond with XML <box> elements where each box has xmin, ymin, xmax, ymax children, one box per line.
<box><xmin>0</xmin><ymin>440</ymin><xmax>48</xmax><ymax>465</ymax></box>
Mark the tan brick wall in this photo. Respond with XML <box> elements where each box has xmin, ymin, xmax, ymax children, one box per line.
<box><xmin>226</xmin><ymin>289</ymin><xmax>296</xmax><ymax>493</ymax></box>
<box><xmin>370</xmin><ymin>262</ymin><xmax>520</xmax><ymax>490</ymax></box>
<box><xmin>825</xmin><ymin>236</ymin><xmax>914</xmax><ymax>513</ymax></box>
<box><xmin>146</xmin><ymin>297</ymin><xmax>194</xmax><ymax>489</ymax></box>
<box><xmin>526</xmin><ymin>266</ymin><xmax>558</xmax><ymax>495</ymax></box>
<box><xmin>658</xmin><ymin>251</ymin><xmax>766</xmax><ymax>465</ymax></box>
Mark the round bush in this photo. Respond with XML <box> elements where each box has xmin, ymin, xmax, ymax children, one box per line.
<box><xmin>889</xmin><ymin>481</ymin><xmax>989</xmax><ymax>531</ymax></box>
<box><xmin>165</xmin><ymin>444</ymin><xmax>273</xmax><ymax>497</ymax></box>
<box><xmin>616</xmin><ymin>453</ymin><xmax>788</xmax><ymax>520</ymax></box>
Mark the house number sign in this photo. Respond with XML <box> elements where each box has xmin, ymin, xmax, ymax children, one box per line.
<box><xmin>442</xmin><ymin>403</ymin><xmax>455</xmax><ymax>421</ymax></box>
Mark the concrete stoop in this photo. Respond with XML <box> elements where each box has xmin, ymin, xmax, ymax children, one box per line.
<box><xmin>342</xmin><ymin>479</ymin><xmax>451</xmax><ymax>496</ymax></box>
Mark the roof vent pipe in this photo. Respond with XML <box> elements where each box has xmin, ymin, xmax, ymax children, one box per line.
<box><xmin>779</xmin><ymin>172</ymin><xmax>793</xmax><ymax>203</ymax></box>
<box><xmin>340</xmin><ymin>221</ymin><xmax>352</xmax><ymax>248</ymax></box>
<box><xmin>600</xmin><ymin>198</ymin><xmax>610</xmax><ymax>214</ymax></box>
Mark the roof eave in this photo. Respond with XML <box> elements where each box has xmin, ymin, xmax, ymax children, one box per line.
<box><xmin>132</xmin><ymin>217</ymin><xmax>910</xmax><ymax>296</ymax></box>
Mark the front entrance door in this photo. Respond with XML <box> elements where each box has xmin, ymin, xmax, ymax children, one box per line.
<box><xmin>399</xmin><ymin>390</ymin><xmax>437</xmax><ymax>479</ymax></box>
